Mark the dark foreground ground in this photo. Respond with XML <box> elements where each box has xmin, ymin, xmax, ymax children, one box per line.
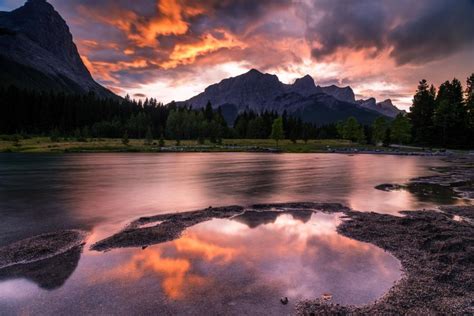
<box><xmin>2</xmin><ymin>202</ymin><xmax>471</xmax><ymax>314</ymax></box>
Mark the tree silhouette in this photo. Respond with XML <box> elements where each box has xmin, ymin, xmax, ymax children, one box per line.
<box><xmin>270</xmin><ymin>117</ymin><xmax>284</xmax><ymax>146</ymax></box>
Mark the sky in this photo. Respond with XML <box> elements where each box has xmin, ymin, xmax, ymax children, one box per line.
<box><xmin>1</xmin><ymin>0</ymin><xmax>474</xmax><ymax>109</ymax></box>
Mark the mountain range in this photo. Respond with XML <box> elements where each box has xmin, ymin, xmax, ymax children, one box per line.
<box><xmin>180</xmin><ymin>69</ymin><xmax>403</xmax><ymax>125</ymax></box>
<box><xmin>0</xmin><ymin>0</ymin><xmax>403</xmax><ymax>126</ymax></box>
<box><xmin>0</xmin><ymin>0</ymin><xmax>114</xmax><ymax>98</ymax></box>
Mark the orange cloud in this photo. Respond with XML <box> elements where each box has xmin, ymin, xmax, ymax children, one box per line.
<box><xmin>161</xmin><ymin>30</ymin><xmax>246</xmax><ymax>69</ymax></box>
<box><xmin>81</xmin><ymin>54</ymin><xmax>152</xmax><ymax>84</ymax></box>
<box><xmin>78</xmin><ymin>0</ymin><xmax>204</xmax><ymax>47</ymax></box>
<box><xmin>131</xmin><ymin>0</ymin><xmax>204</xmax><ymax>47</ymax></box>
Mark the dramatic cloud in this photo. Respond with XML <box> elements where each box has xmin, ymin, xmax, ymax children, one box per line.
<box><xmin>388</xmin><ymin>0</ymin><xmax>474</xmax><ymax>65</ymax></box>
<box><xmin>1</xmin><ymin>0</ymin><xmax>473</xmax><ymax>109</ymax></box>
<box><xmin>303</xmin><ymin>0</ymin><xmax>474</xmax><ymax>65</ymax></box>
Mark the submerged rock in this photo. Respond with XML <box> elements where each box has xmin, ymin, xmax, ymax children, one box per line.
<box><xmin>375</xmin><ymin>183</ymin><xmax>403</xmax><ymax>191</ymax></box>
<box><xmin>375</xmin><ymin>154</ymin><xmax>474</xmax><ymax>203</ymax></box>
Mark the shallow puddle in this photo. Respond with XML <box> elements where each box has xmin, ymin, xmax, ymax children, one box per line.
<box><xmin>0</xmin><ymin>212</ymin><xmax>402</xmax><ymax>315</ymax></box>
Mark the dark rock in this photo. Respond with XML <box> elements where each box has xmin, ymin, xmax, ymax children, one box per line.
<box><xmin>375</xmin><ymin>183</ymin><xmax>403</xmax><ymax>191</ymax></box>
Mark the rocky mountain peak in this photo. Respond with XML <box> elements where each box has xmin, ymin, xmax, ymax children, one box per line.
<box><xmin>320</xmin><ymin>85</ymin><xmax>356</xmax><ymax>103</ymax></box>
<box><xmin>379</xmin><ymin>99</ymin><xmax>393</xmax><ymax>107</ymax></box>
<box><xmin>356</xmin><ymin>98</ymin><xmax>403</xmax><ymax>118</ymax></box>
<box><xmin>247</xmin><ymin>68</ymin><xmax>263</xmax><ymax>75</ymax></box>
<box><xmin>8</xmin><ymin>0</ymin><xmax>81</xmax><ymax>69</ymax></box>
<box><xmin>293</xmin><ymin>75</ymin><xmax>315</xmax><ymax>88</ymax></box>
<box><xmin>0</xmin><ymin>0</ymin><xmax>115</xmax><ymax>98</ymax></box>
<box><xmin>290</xmin><ymin>75</ymin><xmax>320</xmax><ymax>97</ymax></box>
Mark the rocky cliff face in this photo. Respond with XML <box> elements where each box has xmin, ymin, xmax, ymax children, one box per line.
<box><xmin>186</xmin><ymin>69</ymin><xmax>286</xmax><ymax>111</ymax></box>
<box><xmin>357</xmin><ymin>98</ymin><xmax>404</xmax><ymax>118</ymax></box>
<box><xmin>289</xmin><ymin>75</ymin><xmax>322</xmax><ymax>96</ymax></box>
<box><xmin>0</xmin><ymin>0</ymin><xmax>115</xmax><ymax>98</ymax></box>
<box><xmin>319</xmin><ymin>85</ymin><xmax>356</xmax><ymax>103</ymax></box>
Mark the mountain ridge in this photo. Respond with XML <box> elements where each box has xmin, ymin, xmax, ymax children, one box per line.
<box><xmin>0</xmin><ymin>0</ymin><xmax>116</xmax><ymax>98</ymax></box>
<box><xmin>180</xmin><ymin>69</ymin><xmax>403</xmax><ymax>125</ymax></box>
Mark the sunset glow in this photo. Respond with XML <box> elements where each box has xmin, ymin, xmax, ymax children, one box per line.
<box><xmin>2</xmin><ymin>0</ymin><xmax>472</xmax><ymax>109</ymax></box>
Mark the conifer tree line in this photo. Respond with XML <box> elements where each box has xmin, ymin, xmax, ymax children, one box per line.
<box><xmin>0</xmin><ymin>87</ymin><xmax>335</xmax><ymax>143</ymax></box>
<box><xmin>0</xmin><ymin>73</ymin><xmax>473</xmax><ymax>148</ymax></box>
<box><xmin>408</xmin><ymin>75</ymin><xmax>474</xmax><ymax>148</ymax></box>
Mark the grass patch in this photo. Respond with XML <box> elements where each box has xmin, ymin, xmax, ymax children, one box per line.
<box><xmin>0</xmin><ymin>137</ymin><xmax>428</xmax><ymax>154</ymax></box>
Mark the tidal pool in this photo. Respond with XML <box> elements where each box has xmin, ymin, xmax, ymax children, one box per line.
<box><xmin>0</xmin><ymin>212</ymin><xmax>401</xmax><ymax>315</ymax></box>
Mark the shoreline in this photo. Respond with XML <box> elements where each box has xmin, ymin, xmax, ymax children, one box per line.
<box><xmin>1</xmin><ymin>137</ymin><xmax>470</xmax><ymax>155</ymax></box>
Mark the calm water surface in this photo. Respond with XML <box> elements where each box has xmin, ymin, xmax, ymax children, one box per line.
<box><xmin>0</xmin><ymin>153</ymin><xmax>451</xmax><ymax>314</ymax></box>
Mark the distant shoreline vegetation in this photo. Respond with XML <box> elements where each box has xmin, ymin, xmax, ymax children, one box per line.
<box><xmin>1</xmin><ymin>74</ymin><xmax>473</xmax><ymax>150</ymax></box>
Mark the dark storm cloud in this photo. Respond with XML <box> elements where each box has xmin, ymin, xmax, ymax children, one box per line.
<box><xmin>187</xmin><ymin>0</ymin><xmax>291</xmax><ymax>34</ymax></box>
<box><xmin>303</xmin><ymin>0</ymin><xmax>391</xmax><ymax>59</ymax></box>
<box><xmin>389</xmin><ymin>0</ymin><xmax>474</xmax><ymax>65</ymax></box>
<box><xmin>303</xmin><ymin>0</ymin><xmax>474</xmax><ymax>65</ymax></box>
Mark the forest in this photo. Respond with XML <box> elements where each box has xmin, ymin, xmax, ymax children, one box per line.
<box><xmin>0</xmin><ymin>73</ymin><xmax>473</xmax><ymax>149</ymax></box>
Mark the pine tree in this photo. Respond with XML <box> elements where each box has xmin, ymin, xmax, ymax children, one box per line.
<box><xmin>122</xmin><ymin>131</ymin><xmax>129</xmax><ymax>146</ymax></box>
<box><xmin>144</xmin><ymin>127</ymin><xmax>153</xmax><ymax>145</ymax></box>
<box><xmin>434</xmin><ymin>78</ymin><xmax>467</xmax><ymax>147</ymax></box>
<box><xmin>408</xmin><ymin>80</ymin><xmax>436</xmax><ymax>144</ymax></box>
<box><xmin>342</xmin><ymin>117</ymin><xmax>364</xmax><ymax>143</ymax></box>
<box><xmin>270</xmin><ymin>117</ymin><xmax>284</xmax><ymax>146</ymax></box>
<box><xmin>466</xmin><ymin>74</ymin><xmax>474</xmax><ymax>146</ymax></box>
<box><xmin>391</xmin><ymin>114</ymin><xmax>412</xmax><ymax>145</ymax></box>
<box><xmin>159</xmin><ymin>134</ymin><xmax>165</xmax><ymax>147</ymax></box>
<box><xmin>204</xmin><ymin>101</ymin><xmax>213</xmax><ymax>122</ymax></box>
<box><xmin>372</xmin><ymin>117</ymin><xmax>389</xmax><ymax>145</ymax></box>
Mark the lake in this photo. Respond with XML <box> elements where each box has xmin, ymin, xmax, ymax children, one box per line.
<box><xmin>0</xmin><ymin>153</ymin><xmax>454</xmax><ymax>314</ymax></box>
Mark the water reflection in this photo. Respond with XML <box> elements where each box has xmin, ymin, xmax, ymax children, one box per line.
<box><xmin>0</xmin><ymin>212</ymin><xmax>401</xmax><ymax>315</ymax></box>
<box><xmin>0</xmin><ymin>245</ymin><xmax>83</xmax><ymax>290</ymax></box>
<box><xmin>93</xmin><ymin>213</ymin><xmax>400</xmax><ymax>311</ymax></box>
<box><xmin>0</xmin><ymin>153</ymin><xmax>450</xmax><ymax>247</ymax></box>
